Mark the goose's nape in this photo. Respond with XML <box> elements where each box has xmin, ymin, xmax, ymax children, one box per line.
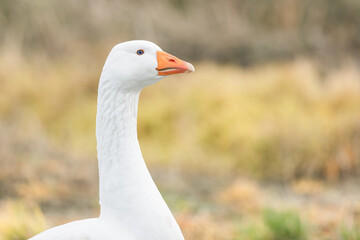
<box><xmin>29</xmin><ymin>40</ymin><xmax>194</xmax><ymax>240</ymax></box>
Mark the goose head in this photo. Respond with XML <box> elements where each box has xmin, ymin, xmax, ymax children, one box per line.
<box><xmin>101</xmin><ymin>40</ymin><xmax>195</xmax><ymax>90</ymax></box>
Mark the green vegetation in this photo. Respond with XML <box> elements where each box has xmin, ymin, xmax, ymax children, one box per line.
<box><xmin>262</xmin><ymin>208</ymin><xmax>307</xmax><ymax>240</ymax></box>
<box><xmin>339</xmin><ymin>224</ymin><xmax>360</xmax><ymax>240</ymax></box>
<box><xmin>234</xmin><ymin>208</ymin><xmax>308</xmax><ymax>240</ymax></box>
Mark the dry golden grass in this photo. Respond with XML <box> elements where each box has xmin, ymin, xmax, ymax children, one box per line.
<box><xmin>217</xmin><ymin>178</ymin><xmax>263</xmax><ymax>213</ymax></box>
<box><xmin>0</xmin><ymin>201</ymin><xmax>46</xmax><ymax>240</ymax></box>
<box><xmin>140</xmin><ymin>60</ymin><xmax>360</xmax><ymax>181</ymax></box>
<box><xmin>1</xmin><ymin>54</ymin><xmax>359</xmax><ymax>180</ymax></box>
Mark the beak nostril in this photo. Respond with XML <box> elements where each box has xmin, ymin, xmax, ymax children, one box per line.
<box><xmin>169</xmin><ymin>58</ymin><xmax>176</xmax><ymax>63</ymax></box>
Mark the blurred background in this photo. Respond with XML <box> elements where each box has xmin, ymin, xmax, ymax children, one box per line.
<box><xmin>0</xmin><ymin>0</ymin><xmax>360</xmax><ymax>239</ymax></box>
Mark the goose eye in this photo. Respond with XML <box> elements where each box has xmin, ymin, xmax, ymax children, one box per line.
<box><xmin>136</xmin><ymin>49</ymin><xmax>144</xmax><ymax>55</ymax></box>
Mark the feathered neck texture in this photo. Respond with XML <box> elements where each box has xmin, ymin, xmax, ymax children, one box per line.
<box><xmin>95</xmin><ymin>78</ymin><xmax>184</xmax><ymax>239</ymax></box>
<box><xmin>96</xmin><ymin>79</ymin><xmax>143</xmax><ymax>211</ymax></box>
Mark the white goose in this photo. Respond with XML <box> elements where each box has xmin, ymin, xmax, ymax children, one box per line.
<box><xmin>30</xmin><ymin>40</ymin><xmax>195</xmax><ymax>240</ymax></box>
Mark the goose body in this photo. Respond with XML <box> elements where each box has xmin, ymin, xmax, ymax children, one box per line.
<box><xmin>29</xmin><ymin>40</ymin><xmax>194</xmax><ymax>240</ymax></box>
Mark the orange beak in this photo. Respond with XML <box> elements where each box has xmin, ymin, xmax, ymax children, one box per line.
<box><xmin>156</xmin><ymin>51</ymin><xmax>195</xmax><ymax>76</ymax></box>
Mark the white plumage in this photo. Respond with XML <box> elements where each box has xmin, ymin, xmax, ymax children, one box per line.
<box><xmin>29</xmin><ymin>40</ymin><xmax>194</xmax><ymax>240</ymax></box>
